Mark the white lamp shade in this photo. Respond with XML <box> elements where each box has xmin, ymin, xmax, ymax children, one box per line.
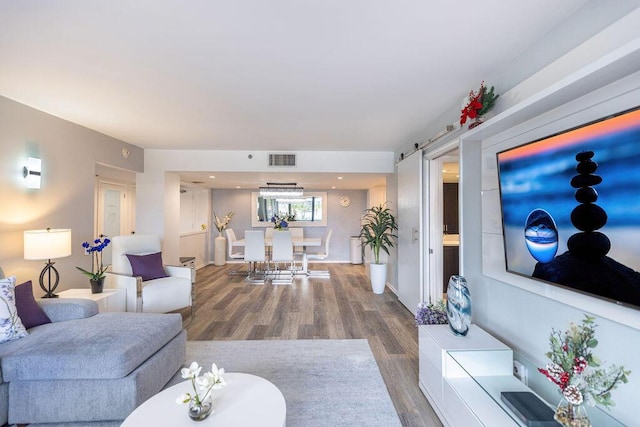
<box><xmin>24</xmin><ymin>229</ymin><xmax>72</xmax><ymax>260</ymax></box>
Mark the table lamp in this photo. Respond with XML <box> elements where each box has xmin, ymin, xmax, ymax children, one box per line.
<box><xmin>24</xmin><ymin>228</ymin><xmax>72</xmax><ymax>298</ymax></box>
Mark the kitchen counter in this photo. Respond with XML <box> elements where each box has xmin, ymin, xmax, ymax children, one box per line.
<box><xmin>443</xmin><ymin>234</ymin><xmax>459</xmax><ymax>247</ymax></box>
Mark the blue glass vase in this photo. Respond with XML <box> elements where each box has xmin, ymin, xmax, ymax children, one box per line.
<box><xmin>446</xmin><ymin>275</ymin><xmax>471</xmax><ymax>336</ymax></box>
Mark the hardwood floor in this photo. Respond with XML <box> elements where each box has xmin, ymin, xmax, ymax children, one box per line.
<box><xmin>180</xmin><ymin>263</ymin><xmax>442</xmax><ymax>427</ymax></box>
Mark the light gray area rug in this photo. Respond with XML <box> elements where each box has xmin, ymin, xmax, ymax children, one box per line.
<box><xmin>169</xmin><ymin>339</ymin><xmax>401</xmax><ymax>427</ymax></box>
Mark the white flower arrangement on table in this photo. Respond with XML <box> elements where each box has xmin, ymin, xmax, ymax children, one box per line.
<box><xmin>213</xmin><ymin>211</ymin><xmax>234</xmax><ymax>233</ymax></box>
<box><xmin>271</xmin><ymin>214</ymin><xmax>288</xmax><ymax>230</ymax></box>
<box><xmin>176</xmin><ymin>362</ymin><xmax>227</xmax><ymax>407</ymax></box>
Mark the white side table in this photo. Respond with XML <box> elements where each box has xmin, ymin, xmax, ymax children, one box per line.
<box><xmin>122</xmin><ymin>373</ymin><xmax>286</xmax><ymax>426</ymax></box>
<box><xmin>57</xmin><ymin>288</ymin><xmax>126</xmax><ymax>312</ymax></box>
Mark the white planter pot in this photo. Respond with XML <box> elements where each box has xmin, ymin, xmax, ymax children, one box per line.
<box><xmin>214</xmin><ymin>235</ymin><xmax>227</xmax><ymax>266</ymax></box>
<box><xmin>369</xmin><ymin>263</ymin><xmax>387</xmax><ymax>294</ymax></box>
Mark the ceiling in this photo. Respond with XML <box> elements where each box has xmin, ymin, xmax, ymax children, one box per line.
<box><xmin>2</xmin><ymin>1</ymin><xmax>589</xmax><ymax>188</ymax></box>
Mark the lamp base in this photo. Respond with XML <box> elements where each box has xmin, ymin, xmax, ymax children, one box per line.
<box><xmin>39</xmin><ymin>260</ymin><xmax>60</xmax><ymax>299</ymax></box>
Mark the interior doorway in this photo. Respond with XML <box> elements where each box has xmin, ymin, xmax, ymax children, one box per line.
<box><xmin>423</xmin><ymin>142</ymin><xmax>460</xmax><ymax>304</ymax></box>
<box><xmin>95</xmin><ymin>164</ymin><xmax>136</xmax><ymax>266</ymax></box>
<box><xmin>441</xmin><ymin>158</ymin><xmax>460</xmax><ymax>298</ymax></box>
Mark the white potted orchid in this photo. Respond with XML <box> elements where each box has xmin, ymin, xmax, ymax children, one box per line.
<box><xmin>213</xmin><ymin>211</ymin><xmax>234</xmax><ymax>236</ymax></box>
<box><xmin>213</xmin><ymin>211</ymin><xmax>234</xmax><ymax>266</ymax></box>
<box><xmin>176</xmin><ymin>362</ymin><xmax>227</xmax><ymax>421</ymax></box>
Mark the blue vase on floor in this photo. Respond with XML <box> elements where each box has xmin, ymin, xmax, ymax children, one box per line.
<box><xmin>446</xmin><ymin>275</ymin><xmax>471</xmax><ymax>336</ymax></box>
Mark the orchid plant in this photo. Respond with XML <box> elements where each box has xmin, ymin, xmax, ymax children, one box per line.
<box><xmin>538</xmin><ymin>315</ymin><xmax>630</xmax><ymax>409</ymax></box>
<box><xmin>176</xmin><ymin>362</ymin><xmax>227</xmax><ymax>408</ymax></box>
<box><xmin>76</xmin><ymin>236</ymin><xmax>111</xmax><ymax>281</ymax></box>
<box><xmin>213</xmin><ymin>211</ymin><xmax>234</xmax><ymax>233</ymax></box>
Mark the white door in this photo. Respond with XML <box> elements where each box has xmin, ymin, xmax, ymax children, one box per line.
<box><xmin>97</xmin><ymin>181</ymin><xmax>133</xmax><ymax>266</ymax></box>
<box><xmin>397</xmin><ymin>151</ymin><xmax>423</xmax><ymax>313</ymax></box>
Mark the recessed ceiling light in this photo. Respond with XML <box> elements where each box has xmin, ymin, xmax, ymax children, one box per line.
<box><xmin>236</xmin><ymin>186</ymin><xmax>241</xmax><ymax>189</ymax></box>
<box><xmin>332</xmin><ymin>186</ymin><xmax>336</xmax><ymax>189</ymax></box>
<box><xmin>337</xmin><ymin>176</ymin><xmax>343</xmax><ymax>180</ymax></box>
<box><xmin>209</xmin><ymin>175</ymin><xmax>215</xmax><ymax>179</ymax></box>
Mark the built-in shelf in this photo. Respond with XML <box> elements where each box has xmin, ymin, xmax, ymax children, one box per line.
<box><xmin>419</xmin><ymin>324</ymin><xmax>624</xmax><ymax>426</ymax></box>
<box><xmin>463</xmin><ymin>37</ymin><xmax>640</xmax><ymax>145</ymax></box>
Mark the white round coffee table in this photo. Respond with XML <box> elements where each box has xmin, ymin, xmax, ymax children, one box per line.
<box><xmin>122</xmin><ymin>373</ymin><xmax>286</xmax><ymax>426</ymax></box>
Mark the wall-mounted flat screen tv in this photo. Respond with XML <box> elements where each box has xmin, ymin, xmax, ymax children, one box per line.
<box><xmin>496</xmin><ymin>106</ymin><xmax>640</xmax><ymax>309</ymax></box>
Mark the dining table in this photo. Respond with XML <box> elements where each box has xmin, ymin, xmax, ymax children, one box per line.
<box><xmin>232</xmin><ymin>236</ymin><xmax>321</xmax><ymax>275</ymax></box>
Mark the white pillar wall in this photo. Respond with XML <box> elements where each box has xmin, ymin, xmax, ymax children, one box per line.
<box><xmin>135</xmin><ymin>171</ymin><xmax>181</xmax><ymax>264</ymax></box>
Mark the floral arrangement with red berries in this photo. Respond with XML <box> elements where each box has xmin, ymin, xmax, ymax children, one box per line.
<box><xmin>460</xmin><ymin>82</ymin><xmax>498</xmax><ymax>127</ymax></box>
<box><xmin>538</xmin><ymin>315</ymin><xmax>630</xmax><ymax>408</ymax></box>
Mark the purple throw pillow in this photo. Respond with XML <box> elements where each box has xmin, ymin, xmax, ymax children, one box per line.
<box><xmin>125</xmin><ymin>252</ymin><xmax>168</xmax><ymax>281</ymax></box>
<box><xmin>15</xmin><ymin>280</ymin><xmax>52</xmax><ymax>329</ymax></box>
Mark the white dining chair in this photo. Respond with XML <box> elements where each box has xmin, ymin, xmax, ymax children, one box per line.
<box><xmin>270</xmin><ymin>230</ymin><xmax>294</xmax><ymax>284</ymax></box>
<box><xmin>226</xmin><ymin>228</ymin><xmax>247</xmax><ymax>276</ymax></box>
<box><xmin>306</xmin><ymin>229</ymin><xmax>332</xmax><ymax>276</ymax></box>
<box><xmin>289</xmin><ymin>227</ymin><xmax>304</xmax><ymax>270</ymax></box>
<box><xmin>226</xmin><ymin>228</ymin><xmax>244</xmax><ymax>260</ymax></box>
<box><xmin>244</xmin><ymin>230</ymin><xmax>266</xmax><ymax>284</ymax></box>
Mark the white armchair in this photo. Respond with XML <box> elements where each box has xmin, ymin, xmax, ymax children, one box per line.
<box><xmin>105</xmin><ymin>234</ymin><xmax>193</xmax><ymax>314</ymax></box>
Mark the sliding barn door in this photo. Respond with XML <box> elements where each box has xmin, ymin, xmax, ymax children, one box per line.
<box><xmin>397</xmin><ymin>151</ymin><xmax>423</xmax><ymax>313</ymax></box>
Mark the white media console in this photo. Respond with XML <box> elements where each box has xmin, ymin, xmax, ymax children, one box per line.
<box><xmin>418</xmin><ymin>324</ymin><xmax>623</xmax><ymax>427</ymax></box>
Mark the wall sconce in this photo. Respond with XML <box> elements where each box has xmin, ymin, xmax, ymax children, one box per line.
<box><xmin>23</xmin><ymin>157</ymin><xmax>42</xmax><ymax>189</ymax></box>
<box><xmin>24</xmin><ymin>228</ymin><xmax>72</xmax><ymax>298</ymax></box>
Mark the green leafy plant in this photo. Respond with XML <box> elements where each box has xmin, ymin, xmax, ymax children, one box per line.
<box><xmin>359</xmin><ymin>203</ymin><xmax>398</xmax><ymax>264</ymax></box>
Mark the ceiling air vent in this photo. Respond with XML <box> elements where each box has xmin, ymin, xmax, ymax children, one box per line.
<box><xmin>268</xmin><ymin>153</ymin><xmax>296</xmax><ymax>167</ymax></box>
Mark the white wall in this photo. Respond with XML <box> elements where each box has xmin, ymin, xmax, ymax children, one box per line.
<box><xmin>0</xmin><ymin>95</ymin><xmax>143</xmax><ymax>294</ymax></box>
<box><xmin>457</xmin><ymin>13</ymin><xmax>640</xmax><ymax>425</ymax></box>
<box><xmin>179</xmin><ymin>188</ymin><xmax>210</xmax><ymax>268</ymax></box>
<box><xmin>180</xmin><ymin>189</ymin><xmax>210</xmax><ymax>234</ymax></box>
<box><xmin>179</xmin><ymin>232</ymin><xmax>209</xmax><ymax>269</ymax></box>
<box><xmin>144</xmin><ymin>149</ymin><xmax>395</xmax><ymax>174</ymax></box>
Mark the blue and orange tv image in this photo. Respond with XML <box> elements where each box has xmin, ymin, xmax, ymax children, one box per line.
<box><xmin>497</xmin><ymin>107</ymin><xmax>640</xmax><ymax>309</ymax></box>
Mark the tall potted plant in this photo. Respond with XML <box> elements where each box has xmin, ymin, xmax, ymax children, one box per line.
<box><xmin>359</xmin><ymin>203</ymin><xmax>397</xmax><ymax>294</ymax></box>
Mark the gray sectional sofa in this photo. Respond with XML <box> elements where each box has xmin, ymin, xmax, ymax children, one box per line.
<box><xmin>0</xmin><ymin>269</ymin><xmax>186</xmax><ymax>426</ymax></box>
